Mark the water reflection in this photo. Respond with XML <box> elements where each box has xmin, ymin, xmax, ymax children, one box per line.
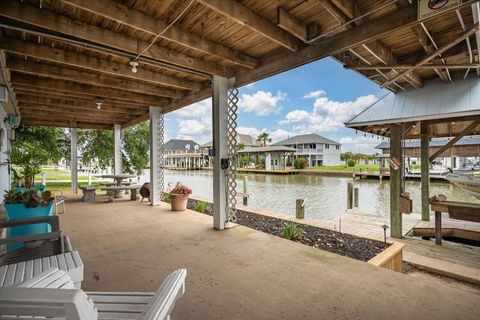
<box><xmin>140</xmin><ymin>170</ymin><xmax>479</xmax><ymax>220</ymax></box>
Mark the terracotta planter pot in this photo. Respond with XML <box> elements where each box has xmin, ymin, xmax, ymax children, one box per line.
<box><xmin>170</xmin><ymin>194</ymin><xmax>189</xmax><ymax>211</ymax></box>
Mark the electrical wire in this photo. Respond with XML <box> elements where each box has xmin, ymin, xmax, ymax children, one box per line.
<box><xmin>132</xmin><ymin>0</ymin><xmax>195</xmax><ymax>62</ymax></box>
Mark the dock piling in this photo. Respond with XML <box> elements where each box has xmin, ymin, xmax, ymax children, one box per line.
<box><xmin>347</xmin><ymin>182</ymin><xmax>353</xmax><ymax>209</ymax></box>
<box><xmin>243</xmin><ymin>175</ymin><xmax>248</xmax><ymax>206</ymax></box>
<box><xmin>296</xmin><ymin>199</ymin><xmax>305</xmax><ymax>219</ymax></box>
<box><xmin>353</xmin><ymin>187</ymin><xmax>359</xmax><ymax>208</ymax></box>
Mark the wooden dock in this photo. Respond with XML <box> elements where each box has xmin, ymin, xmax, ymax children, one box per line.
<box><xmin>352</xmin><ymin>171</ymin><xmax>448</xmax><ymax>180</ymax></box>
<box><xmin>237</xmin><ymin>168</ymin><xmax>299</xmax><ymax>175</ymax></box>
<box><xmin>319</xmin><ymin>210</ymin><xmax>480</xmax><ymax>285</ymax></box>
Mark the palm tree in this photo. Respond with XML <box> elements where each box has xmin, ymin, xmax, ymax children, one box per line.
<box><xmin>257</xmin><ymin>132</ymin><xmax>271</xmax><ymax>146</ymax></box>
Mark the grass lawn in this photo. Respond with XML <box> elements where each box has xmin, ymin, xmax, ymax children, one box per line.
<box><xmin>304</xmin><ymin>164</ymin><xmax>380</xmax><ymax>172</ymax></box>
<box><xmin>34</xmin><ymin>167</ymin><xmax>100</xmax><ymax>181</ymax></box>
<box><xmin>44</xmin><ymin>181</ymin><xmax>105</xmax><ymax>193</ymax></box>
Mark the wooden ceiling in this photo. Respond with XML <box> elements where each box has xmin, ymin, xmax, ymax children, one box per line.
<box><xmin>0</xmin><ymin>0</ymin><xmax>478</xmax><ymax>129</ymax></box>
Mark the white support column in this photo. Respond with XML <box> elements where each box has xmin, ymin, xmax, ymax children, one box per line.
<box><xmin>149</xmin><ymin>106</ymin><xmax>164</xmax><ymax>206</ymax></box>
<box><xmin>113</xmin><ymin>124</ymin><xmax>122</xmax><ymax>174</ymax></box>
<box><xmin>70</xmin><ymin>127</ymin><xmax>78</xmax><ymax>194</ymax></box>
<box><xmin>212</xmin><ymin>75</ymin><xmax>228</xmax><ymax>230</ymax></box>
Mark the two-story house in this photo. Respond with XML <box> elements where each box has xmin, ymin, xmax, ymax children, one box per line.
<box><xmin>273</xmin><ymin>134</ymin><xmax>341</xmax><ymax>166</ymax></box>
<box><xmin>164</xmin><ymin>139</ymin><xmax>206</xmax><ymax>169</ymax></box>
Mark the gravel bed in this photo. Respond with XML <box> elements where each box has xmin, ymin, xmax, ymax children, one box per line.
<box><xmin>188</xmin><ymin>199</ymin><xmax>388</xmax><ymax>262</ymax></box>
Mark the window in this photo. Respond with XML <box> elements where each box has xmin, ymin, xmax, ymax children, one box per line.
<box><xmin>336</xmin><ymin>145</ymin><xmax>340</xmax><ymax>150</ymax></box>
<box><xmin>325</xmin><ymin>144</ymin><xmax>329</xmax><ymax>149</ymax></box>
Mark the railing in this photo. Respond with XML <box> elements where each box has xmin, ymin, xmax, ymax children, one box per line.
<box><xmin>294</xmin><ymin>149</ymin><xmax>323</xmax><ymax>154</ymax></box>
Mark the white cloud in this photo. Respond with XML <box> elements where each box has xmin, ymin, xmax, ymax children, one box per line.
<box><xmin>303</xmin><ymin>90</ymin><xmax>326</xmax><ymax>99</ymax></box>
<box><xmin>174</xmin><ymin>98</ymin><xmax>211</xmax><ymax>118</ymax></box>
<box><xmin>238</xmin><ymin>90</ymin><xmax>286</xmax><ymax>116</ymax></box>
<box><xmin>280</xmin><ymin>93</ymin><xmax>378</xmax><ymax>133</ymax></box>
<box><xmin>176</xmin><ymin>117</ymin><xmax>212</xmax><ymax>144</ymax></box>
<box><xmin>237</xmin><ymin>127</ymin><xmax>291</xmax><ymax>144</ymax></box>
<box><xmin>339</xmin><ymin>135</ymin><xmax>384</xmax><ymax>154</ymax></box>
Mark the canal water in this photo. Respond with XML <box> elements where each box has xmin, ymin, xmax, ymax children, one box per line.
<box><xmin>140</xmin><ymin>170</ymin><xmax>479</xmax><ymax>220</ymax></box>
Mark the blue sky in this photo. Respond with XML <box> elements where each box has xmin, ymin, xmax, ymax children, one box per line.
<box><xmin>165</xmin><ymin>57</ymin><xmax>390</xmax><ymax>154</ymax></box>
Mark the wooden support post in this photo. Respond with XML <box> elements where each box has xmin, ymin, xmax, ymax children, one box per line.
<box><xmin>296</xmin><ymin>199</ymin><xmax>305</xmax><ymax>219</ymax></box>
<box><xmin>420</xmin><ymin>122</ymin><xmax>430</xmax><ymax>221</ymax></box>
<box><xmin>347</xmin><ymin>182</ymin><xmax>353</xmax><ymax>209</ymax></box>
<box><xmin>435</xmin><ymin>211</ymin><xmax>442</xmax><ymax>245</ymax></box>
<box><xmin>212</xmin><ymin>75</ymin><xmax>228</xmax><ymax>230</ymax></box>
<box><xmin>70</xmin><ymin>127</ymin><xmax>78</xmax><ymax>194</ymax></box>
<box><xmin>242</xmin><ymin>175</ymin><xmax>248</xmax><ymax>206</ymax></box>
<box><xmin>353</xmin><ymin>187</ymin><xmax>359</xmax><ymax>208</ymax></box>
<box><xmin>390</xmin><ymin>125</ymin><xmax>402</xmax><ymax>238</ymax></box>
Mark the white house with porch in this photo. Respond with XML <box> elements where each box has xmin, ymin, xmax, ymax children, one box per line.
<box><xmin>273</xmin><ymin>134</ymin><xmax>342</xmax><ymax>166</ymax></box>
<box><xmin>163</xmin><ymin>139</ymin><xmax>205</xmax><ymax>169</ymax></box>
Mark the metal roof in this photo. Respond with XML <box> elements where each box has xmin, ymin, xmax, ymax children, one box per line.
<box><xmin>164</xmin><ymin>139</ymin><xmax>200</xmax><ymax>151</ymax></box>
<box><xmin>272</xmin><ymin>134</ymin><xmax>340</xmax><ymax>146</ymax></box>
<box><xmin>238</xmin><ymin>146</ymin><xmax>296</xmax><ymax>153</ymax></box>
<box><xmin>376</xmin><ymin>135</ymin><xmax>480</xmax><ymax>149</ymax></box>
<box><xmin>345</xmin><ymin>76</ymin><xmax>480</xmax><ymax>127</ymax></box>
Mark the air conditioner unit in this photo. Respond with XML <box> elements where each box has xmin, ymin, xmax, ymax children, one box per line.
<box><xmin>0</xmin><ymin>85</ymin><xmax>7</xmax><ymax>102</ymax></box>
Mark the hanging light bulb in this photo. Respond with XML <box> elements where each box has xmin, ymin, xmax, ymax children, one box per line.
<box><xmin>129</xmin><ymin>60</ymin><xmax>139</xmax><ymax>73</ymax></box>
<box><xmin>95</xmin><ymin>98</ymin><xmax>103</xmax><ymax>110</ymax></box>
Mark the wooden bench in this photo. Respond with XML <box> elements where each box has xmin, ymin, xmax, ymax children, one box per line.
<box><xmin>79</xmin><ymin>185</ymin><xmax>99</xmax><ymax>202</ymax></box>
<box><xmin>101</xmin><ymin>185</ymin><xmax>142</xmax><ymax>202</ymax></box>
<box><xmin>430</xmin><ymin>200</ymin><xmax>480</xmax><ymax>245</ymax></box>
<box><xmin>0</xmin><ymin>250</ymin><xmax>84</xmax><ymax>288</ymax></box>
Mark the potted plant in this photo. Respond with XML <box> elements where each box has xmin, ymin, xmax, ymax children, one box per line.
<box><xmin>7</xmin><ymin>143</ymin><xmax>47</xmax><ymax>190</ymax></box>
<box><xmin>3</xmin><ymin>189</ymin><xmax>55</xmax><ymax>251</ymax></box>
<box><xmin>168</xmin><ymin>184</ymin><xmax>192</xmax><ymax>211</ymax></box>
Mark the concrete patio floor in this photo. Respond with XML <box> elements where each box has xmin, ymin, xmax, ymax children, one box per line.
<box><xmin>60</xmin><ymin>195</ymin><xmax>480</xmax><ymax>319</ymax></box>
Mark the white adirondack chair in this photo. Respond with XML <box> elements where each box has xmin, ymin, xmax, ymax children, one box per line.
<box><xmin>0</xmin><ymin>267</ymin><xmax>187</xmax><ymax>319</ymax></box>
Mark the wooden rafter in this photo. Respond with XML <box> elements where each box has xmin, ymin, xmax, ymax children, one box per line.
<box><xmin>382</xmin><ymin>24</ymin><xmax>480</xmax><ymax>88</ymax></box>
<box><xmin>1</xmin><ymin>39</ymin><xmax>202</xmax><ymax>91</ymax></box>
<box><xmin>7</xmin><ymin>58</ymin><xmax>184</xmax><ymax>99</ymax></box>
<box><xmin>20</xmin><ymin>119</ymin><xmax>113</xmax><ymax>130</ymax></box>
<box><xmin>60</xmin><ymin>0</ymin><xmax>258</xmax><ymax>69</ymax></box>
<box><xmin>411</xmin><ymin>25</ymin><xmax>451</xmax><ymax>83</ymax></box>
<box><xmin>346</xmin><ymin>63</ymin><xmax>480</xmax><ymax>70</ymax></box>
<box><xmin>429</xmin><ymin>120</ymin><xmax>480</xmax><ymax>162</ymax></box>
<box><xmin>0</xmin><ymin>0</ymin><xmax>231</xmax><ymax>77</ymax></box>
<box><xmin>319</xmin><ymin>0</ymin><xmax>353</xmax><ymax>27</ymax></box>
<box><xmin>197</xmin><ymin>0</ymin><xmax>300</xmax><ymax>51</ymax></box>
<box><xmin>277</xmin><ymin>7</ymin><xmax>320</xmax><ymax>42</ymax></box>
<box><xmin>236</xmin><ymin>0</ymin><xmax>477</xmax><ymax>86</ymax></box>
<box><xmin>11</xmin><ymin>74</ymin><xmax>170</xmax><ymax>106</ymax></box>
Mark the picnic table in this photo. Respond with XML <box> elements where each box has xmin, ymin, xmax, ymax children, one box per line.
<box><xmin>101</xmin><ymin>185</ymin><xmax>142</xmax><ymax>202</ymax></box>
<box><xmin>100</xmin><ymin>174</ymin><xmax>136</xmax><ymax>198</ymax></box>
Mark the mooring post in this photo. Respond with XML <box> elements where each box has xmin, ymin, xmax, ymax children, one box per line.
<box><xmin>243</xmin><ymin>175</ymin><xmax>248</xmax><ymax>206</ymax></box>
<box><xmin>347</xmin><ymin>182</ymin><xmax>353</xmax><ymax>209</ymax></box>
<box><xmin>296</xmin><ymin>199</ymin><xmax>305</xmax><ymax>219</ymax></box>
<box><xmin>353</xmin><ymin>187</ymin><xmax>359</xmax><ymax>208</ymax></box>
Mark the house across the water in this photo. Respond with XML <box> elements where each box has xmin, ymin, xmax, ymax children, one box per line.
<box><xmin>164</xmin><ymin>139</ymin><xmax>205</xmax><ymax>169</ymax></box>
<box><xmin>273</xmin><ymin>134</ymin><xmax>342</xmax><ymax>166</ymax></box>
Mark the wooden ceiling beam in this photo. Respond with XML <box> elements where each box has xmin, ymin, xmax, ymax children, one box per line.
<box><xmin>363</xmin><ymin>40</ymin><xmax>423</xmax><ymax>89</ymax></box>
<box><xmin>411</xmin><ymin>25</ymin><xmax>451</xmax><ymax>83</ymax></box>
<box><xmin>382</xmin><ymin>24</ymin><xmax>479</xmax><ymax>88</ymax></box>
<box><xmin>19</xmin><ymin>105</ymin><xmax>131</xmax><ymax>122</ymax></box>
<box><xmin>1</xmin><ymin>39</ymin><xmax>201</xmax><ymax>91</ymax></box>
<box><xmin>7</xmin><ymin>58</ymin><xmax>184</xmax><ymax>99</ymax></box>
<box><xmin>21</xmin><ymin>118</ymin><xmax>113</xmax><ymax>130</ymax></box>
<box><xmin>197</xmin><ymin>0</ymin><xmax>300</xmax><ymax>51</ymax></box>
<box><xmin>318</xmin><ymin>0</ymin><xmax>353</xmax><ymax>28</ymax></box>
<box><xmin>11</xmin><ymin>73</ymin><xmax>170</xmax><ymax>106</ymax></box>
<box><xmin>346</xmin><ymin>63</ymin><xmax>480</xmax><ymax>70</ymax></box>
<box><xmin>276</xmin><ymin>7</ymin><xmax>320</xmax><ymax>42</ymax></box>
<box><xmin>330</xmin><ymin>0</ymin><xmax>355</xmax><ymax>19</ymax></box>
<box><xmin>60</xmin><ymin>0</ymin><xmax>258</xmax><ymax>69</ymax></box>
<box><xmin>17</xmin><ymin>97</ymin><xmax>145</xmax><ymax>115</ymax></box>
<box><xmin>0</xmin><ymin>0</ymin><xmax>231</xmax><ymax>77</ymax></box>
<box><xmin>236</xmin><ymin>0</ymin><xmax>478</xmax><ymax>87</ymax></box>
<box><xmin>19</xmin><ymin>113</ymin><xmax>128</xmax><ymax>125</ymax></box>
<box><xmin>14</xmin><ymin>89</ymin><xmax>149</xmax><ymax>108</ymax></box>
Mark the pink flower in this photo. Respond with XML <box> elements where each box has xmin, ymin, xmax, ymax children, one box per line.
<box><xmin>171</xmin><ymin>184</ymin><xmax>192</xmax><ymax>195</ymax></box>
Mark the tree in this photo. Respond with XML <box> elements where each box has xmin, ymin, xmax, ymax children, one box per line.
<box><xmin>257</xmin><ymin>132</ymin><xmax>271</xmax><ymax>146</ymax></box>
<box><xmin>122</xmin><ymin>122</ymin><xmax>150</xmax><ymax>175</ymax></box>
<box><xmin>78</xmin><ymin>130</ymin><xmax>114</xmax><ymax>169</ymax></box>
<box><xmin>236</xmin><ymin>143</ymin><xmax>246</xmax><ymax>151</ymax></box>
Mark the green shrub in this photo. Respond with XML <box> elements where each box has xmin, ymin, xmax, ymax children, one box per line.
<box><xmin>294</xmin><ymin>158</ymin><xmax>308</xmax><ymax>169</ymax></box>
<box><xmin>283</xmin><ymin>222</ymin><xmax>302</xmax><ymax>240</ymax></box>
<box><xmin>162</xmin><ymin>193</ymin><xmax>172</xmax><ymax>204</ymax></box>
<box><xmin>347</xmin><ymin>159</ymin><xmax>356</xmax><ymax>167</ymax></box>
<box><xmin>194</xmin><ymin>201</ymin><xmax>210</xmax><ymax>213</ymax></box>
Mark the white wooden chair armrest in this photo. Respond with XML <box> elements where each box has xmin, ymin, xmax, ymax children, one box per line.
<box><xmin>0</xmin><ymin>287</ymin><xmax>98</xmax><ymax>320</ymax></box>
<box><xmin>16</xmin><ymin>267</ymin><xmax>75</xmax><ymax>289</ymax></box>
<box><xmin>143</xmin><ymin>269</ymin><xmax>187</xmax><ymax>320</ymax></box>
